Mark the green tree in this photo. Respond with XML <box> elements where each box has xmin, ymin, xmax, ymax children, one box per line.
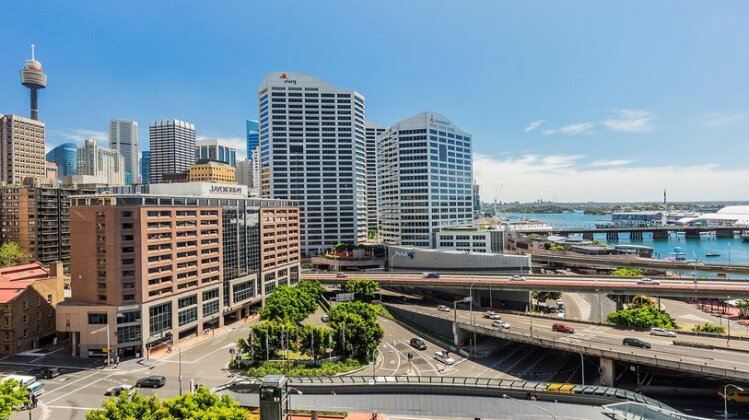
<box><xmin>606</xmin><ymin>304</ymin><xmax>677</xmax><ymax>329</ymax></box>
<box><xmin>691</xmin><ymin>323</ymin><xmax>726</xmax><ymax>334</ymax></box>
<box><xmin>86</xmin><ymin>387</ymin><xmax>249</xmax><ymax>420</ymax></box>
<box><xmin>611</xmin><ymin>267</ymin><xmax>644</xmax><ymax>277</ymax></box>
<box><xmin>0</xmin><ymin>242</ymin><xmax>28</xmax><ymax>268</ymax></box>
<box><xmin>333</xmin><ymin>243</ymin><xmax>347</xmax><ymax>252</ymax></box>
<box><xmin>548</xmin><ymin>244</ymin><xmax>565</xmax><ymax>251</ymax></box>
<box><xmin>328</xmin><ymin>301</ymin><xmax>384</xmax><ymax>359</ymax></box>
<box><xmin>0</xmin><ymin>379</ymin><xmax>29</xmax><ymax>419</ymax></box>
<box><xmin>532</xmin><ymin>291</ymin><xmax>562</xmax><ymax>302</ymax></box>
<box><xmin>259</xmin><ymin>281</ymin><xmax>321</xmax><ymax>323</ymax></box>
<box><xmin>343</xmin><ymin>279</ymin><xmax>379</xmax><ymax>302</ymax></box>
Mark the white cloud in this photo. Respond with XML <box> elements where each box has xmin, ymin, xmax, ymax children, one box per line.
<box><xmin>697</xmin><ymin>111</ymin><xmax>749</xmax><ymax>128</ymax></box>
<box><xmin>589</xmin><ymin>159</ymin><xmax>632</xmax><ymax>167</ymax></box>
<box><xmin>49</xmin><ymin>128</ymin><xmax>107</xmax><ymax>145</ymax></box>
<box><xmin>197</xmin><ymin>135</ymin><xmax>248</xmax><ymax>160</ymax></box>
<box><xmin>474</xmin><ymin>153</ymin><xmax>749</xmax><ymax>202</ymax></box>
<box><xmin>542</xmin><ymin>122</ymin><xmax>595</xmax><ymax>136</ymax></box>
<box><xmin>524</xmin><ymin>120</ymin><xmax>545</xmax><ymax>133</ymax></box>
<box><xmin>601</xmin><ymin>109</ymin><xmax>655</xmax><ymax>132</ymax></box>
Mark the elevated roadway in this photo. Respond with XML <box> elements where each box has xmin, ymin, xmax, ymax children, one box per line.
<box><xmin>389</xmin><ymin>301</ymin><xmax>749</xmax><ymax>384</ymax></box>
<box><xmin>531</xmin><ymin>251</ymin><xmax>749</xmax><ymax>275</ymax></box>
<box><xmin>303</xmin><ymin>272</ymin><xmax>749</xmax><ymax>298</ymax></box>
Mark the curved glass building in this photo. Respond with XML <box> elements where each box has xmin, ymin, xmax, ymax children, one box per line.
<box><xmin>45</xmin><ymin>142</ymin><xmax>78</xmax><ymax>178</ymax></box>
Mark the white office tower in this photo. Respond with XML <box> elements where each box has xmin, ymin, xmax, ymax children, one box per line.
<box><xmin>148</xmin><ymin>119</ymin><xmax>196</xmax><ymax>184</ymax></box>
<box><xmin>377</xmin><ymin>112</ymin><xmax>474</xmax><ymax>248</ymax></box>
<box><xmin>76</xmin><ymin>138</ymin><xmax>126</xmax><ymax>185</ymax></box>
<box><xmin>259</xmin><ymin>72</ymin><xmax>366</xmax><ymax>255</ymax></box>
<box><xmin>250</xmin><ymin>146</ymin><xmax>261</xmax><ymax>191</ymax></box>
<box><xmin>365</xmin><ymin>122</ymin><xmax>386</xmax><ymax>235</ymax></box>
<box><xmin>108</xmin><ymin>119</ymin><xmax>139</xmax><ymax>184</ymax></box>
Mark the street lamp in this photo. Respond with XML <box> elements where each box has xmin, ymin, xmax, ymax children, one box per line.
<box><xmin>501</xmin><ymin>394</ymin><xmax>558</xmax><ymax>420</ymax></box>
<box><xmin>90</xmin><ymin>325</ymin><xmax>112</xmax><ymax>366</ymax></box>
<box><xmin>723</xmin><ymin>384</ymin><xmax>744</xmax><ymax>420</ymax></box>
<box><xmin>469</xmin><ymin>282</ymin><xmax>478</xmax><ymax>355</ymax></box>
<box><xmin>285</xmin><ymin>386</ymin><xmax>303</xmax><ymax>420</ymax></box>
<box><xmin>573</xmin><ymin>349</ymin><xmax>585</xmax><ymax>385</ymax></box>
<box><xmin>453</xmin><ymin>296</ymin><xmax>472</xmax><ymax>347</ymax></box>
<box><xmin>177</xmin><ymin>346</ymin><xmax>183</xmax><ymax>396</ymax></box>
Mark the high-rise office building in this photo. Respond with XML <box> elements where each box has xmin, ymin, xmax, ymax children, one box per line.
<box><xmin>377</xmin><ymin>112</ymin><xmax>474</xmax><ymax>247</ymax></box>
<box><xmin>251</xmin><ymin>147</ymin><xmax>261</xmax><ymax>191</ymax></box>
<box><xmin>246</xmin><ymin>120</ymin><xmax>259</xmax><ymax>158</ymax></box>
<box><xmin>46</xmin><ymin>142</ymin><xmax>78</xmax><ymax>178</ymax></box>
<box><xmin>189</xmin><ymin>160</ymin><xmax>236</xmax><ymax>184</ymax></box>
<box><xmin>195</xmin><ymin>139</ymin><xmax>236</xmax><ymax>167</ymax></box>
<box><xmin>76</xmin><ymin>138</ymin><xmax>126</xmax><ymax>185</ymax></box>
<box><xmin>109</xmin><ymin>120</ymin><xmax>139</xmax><ymax>184</ymax></box>
<box><xmin>0</xmin><ymin>114</ymin><xmax>46</xmax><ymax>185</ymax></box>
<box><xmin>58</xmin><ymin>183</ymin><xmax>299</xmax><ymax>358</ymax></box>
<box><xmin>236</xmin><ymin>159</ymin><xmax>253</xmax><ymax>188</ymax></box>
<box><xmin>365</xmin><ymin>122</ymin><xmax>386</xmax><ymax>235</ymax></box>
<box><xmin>149</xmin><ymin>120</ymin><xmax>196</xmax><ymax>184</ymax></box>
<box><xmin>259</xmin><ymin>72</ymin><xmax>366</xmax><ymax>255</ymax></box>
<box><xmin>141</xmin><ymin>151</ymin><xmax>150</xmax><ymax>184</ymax></box>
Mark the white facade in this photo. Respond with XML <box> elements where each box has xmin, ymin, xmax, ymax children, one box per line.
<box><xmin>365</xmin><ymin>122</ymin><xmax>386</xmax><ymax>234</ymax></box>
<box><xmin>76</xmin><ymin>138</ymin><xmax>125</xmax><ymax>185</ymax></box>
<box><xmin>148</xmin><ymin>119</ymin><xmax>196</xmax><ymax>184</ymax></box>
<box><xmin>435</xmin><ymin>230</ymin><xmax>491</xmax><ymax>253</ymax></box>
<box><xmin>108</xmin><ymin>119</ymin><xmax>139</xmax><ymax>184</ymax></box>
<box><xmin>150</xmin><ymin>182</ymin><xmax>248</xmax><ymax>198</ymax></box>
<box><xmin>258</xmin><ymin>72</ymin><xmax>366</xmax><ymax>255</ymax></box>
<box><xmin>377</xmin><ymin>112</ymin><xmax>474</xmax><ymax>248</ymax></box>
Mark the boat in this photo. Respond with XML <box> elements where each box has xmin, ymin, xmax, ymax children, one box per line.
<box><xmin>742</xmin><ymin>231</ymin><xmax>749</xmax><ymax>242</ymax></box>
<box><xmin>705</xmin><ymin>251</ymin><xmax>720</xmax><ymax>257</ymax></box>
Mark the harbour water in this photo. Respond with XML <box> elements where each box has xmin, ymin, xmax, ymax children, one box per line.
<box><xmin>503</xmin><ymin>212</ymin><xmax>749</xmax><ymax>266</ymax></box>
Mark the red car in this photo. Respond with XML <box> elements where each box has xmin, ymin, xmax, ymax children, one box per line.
<box><xmin>552</xmin><ymin>323</ymin><xmax>574</xmax><ymax>333</ymax></box>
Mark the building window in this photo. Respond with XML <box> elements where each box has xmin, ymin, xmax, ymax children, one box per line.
<box><xmin>47</xmin><ymin>294</ymin><xmax>52</xmax><ymax>303</ymax></box>
<box><xmin>22</xmin><ymin>315</ymin><xmax>27</xmax><ymax>324</ymax></box>
<box><xmin>202</xmin><ymin>300</ymin><xmax>219</xmax><ymax>317</ymax></box>
<box><xmin>117</xmin><ymin>325</ymin><xmax>141</xmax><ymax>344</ymax></box>
<box><xmin>88</xmin><ymin>313</ymin><xmax>108</xmax><ymax>325</ymax></box>
<box><xmin>178</xmin><ymin>295</ymin><xmax>197</xmax><ymax>309</ymax></box>
<box><xmin>178</xmin><ymin>307</ymin><xmax>198</xmax><ymax>326</ymax></box>
<box><xmin>232</xmin><ymin>281</ymin><xmax>254</xmax><ymax>303</ymax></box>
<box><xmin>118</xmin><ymin>311</ymin><xmax>140</xmax><ymax>324</ymax></box>
<box><xmin>149</xmin><ymin>303</ymin><xmax>172</xmax><ymax>336</ymax></box>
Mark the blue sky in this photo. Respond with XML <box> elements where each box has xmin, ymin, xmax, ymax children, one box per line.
<box><xmin>2</xmin><ymin>1</ymin><xmax>748</xmax><ymax>201</ymax></box>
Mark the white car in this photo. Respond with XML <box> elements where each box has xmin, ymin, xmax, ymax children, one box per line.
<box><xmin>511</xmin><ymin>275</ymin><xmax>526</xmax><ymax>281</ymax></box>
<box><xmin>650</xmin><ymin>327</ymin><xmax>677</xmax><ymax>337</ymax></box>
<box><xmin>483</xmin><ymin>311</ymin><xmax>502</xmax><ymax>320</ymax></box>
<box><xmin>492</xmin><ymin>320</ymin><xmax>511</xmax><ymax>329</ymax></box>
<box><xmin>105</xmin><ymin>384</ymin><xmax>134</xmax><ymax>396</ymax></box>
<box><xmin>637</xmin><ymin>278</ymin><xmax>660</xmax><ymax>285</ymax></box>
<box><xmin>433</xmin><ymin>351</ymin><xmax>455</xmax><ymax>365</ymax></box>
<box><xmin>437</xmin><ymin>305</ymin><xmax>451</xmax><ymax>312</ymax></box>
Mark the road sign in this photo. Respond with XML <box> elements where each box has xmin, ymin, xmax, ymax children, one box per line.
<box><xmin>102</xmin><ymin>348</ymin><xmax>110</xmax><ymax>353</ymax></box>
<box><xmin>336</xmin><ymin>293</ymin><xmax>355</xmax><ymax>302</ymax></box>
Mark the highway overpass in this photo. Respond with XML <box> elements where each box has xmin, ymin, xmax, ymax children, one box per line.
<box><xmin>531</xmin><ymin>252</ymin><xmax>749</xmax><ymax>275</ymax></box>
<box><xmin>387</xmin><ymin>301</ymin><xmax>749</xmax><ymax>385</ymax></box>
<box><xmin>303</xmin><ymin>272</ymin><xmax>749</xmax><ymax>298</ymax></box>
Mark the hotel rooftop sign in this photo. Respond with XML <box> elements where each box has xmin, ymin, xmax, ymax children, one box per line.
<box><xmin>150</xmin><ymin>182</ymin><xmax>248</xmax><ymax>198</ymax></box>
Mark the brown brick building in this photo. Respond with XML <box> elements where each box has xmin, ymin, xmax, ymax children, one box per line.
<box><xmin>57</xmin><ymin>182</ymin><xmax>299</xmax><ymax>359</ymax></box>
<box><xmin>0</xmin><ymin>262</ymin><xmax>65</xmax><ymax>355</ymax></box>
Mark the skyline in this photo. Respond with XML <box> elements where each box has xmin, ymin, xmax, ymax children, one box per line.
<box><xmin>2</xmin><ymin>1</ymin><xmax>749</xmax><ymax>202</ymax></box>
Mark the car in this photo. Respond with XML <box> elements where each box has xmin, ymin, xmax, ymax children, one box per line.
<box><xmin>650</xmin><ymin>327</ymin><xmax>677</xmax><ymax>337</ymax></box>
<box><xmin>718</xmin><ymin>389</ymin><xmax>749</xmax><ymax>403</ymax></box>
<box><xmin>637</xmin><ymin>277</ymin><xmax>660</xmax><ymax>285</ymax></box>
<box><xmin>556</xmin><ymin>311</ymin><xmax>566</xmax><ymax>318</ymax></box>
<box><xmin>336</xmin><ymin>272</ymin><xmax>347</xmax><ymax>278</ymax></box>
<box><xmin>409</xmin><ymin>338</ymin><xmax>427</xmax><ymax>350</ymax></box>
<box><xmin>552</xmin><ymin>323</ymin><xmax>574</xmax><ymax>333</ymax></box>
<box><xmin>433</xmin><ymin>351</ymin><xmax>455</xmax><ymax>365</ymax></box>
<box><xmin>622</xmin><ymin>338</ymin><xmax>651</xmax><ymax>349</ymax></box>
<box><xmin>105</xmin><ymin>384</ymin><xmax>135</xmax><ymax>396</ymax></box>
<box><xmin>28</xmin><ymin>367</ymin><xmax>60</xmax><ymax>379</ymax></box>
<box><xmin>483</xmin><ymin>311</ymin><xmax>502</xmax><ymax>320</ymax></box>
<box><xmin>510</xmin><ymin>274</ymin><xmax>526</xmax><ymax>281</ymax></box>
<box><xmin>423</xmin><ymin>272</ymin><xmax>441</xmax><ymax>279</ymax></box>
<box><xmin>492</xmin><ymin>320</ymin><xmax>511</xmax><ymax>329</ymax></box>
<box><xmin>136</xmin><ymin>375</ymin><xmax>166</xmax><ymax>388</ymax></box>
<box><xmin>437</xmin><ymin>305</ymin><xmax>451</xmax><ymax>312</ymax></box>
<box><xmin>321</xmin><ymin>314</ymin><xmax>330</xmax><ymax>322</ymax></box>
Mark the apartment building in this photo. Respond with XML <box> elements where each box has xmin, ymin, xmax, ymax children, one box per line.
<box><xmin>0</xmin><ymin>114</ymin><xmax>46</xmax><ymax>185</ymax></box>
<box><xmin>189</xmin><ymin>160</ymin><xmax>237</xmax><ymax>184</ymax></box>
<box><xmin>57</xmin><ymin>182</ymin><xmax>299</xmax><ymax>359</ymax></box>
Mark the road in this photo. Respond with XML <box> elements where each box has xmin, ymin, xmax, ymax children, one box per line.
<box><xmin>304</xmin><ymin>272</ymin><xmax>749</xmax><ymax>298</ymax></box>
<box><xmin>387</xmin><ymin>299</ymin><xmax>749</xmax><ymax>380</ymax></box>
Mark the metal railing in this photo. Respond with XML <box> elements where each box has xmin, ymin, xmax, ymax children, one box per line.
<box><xmin>602</xmin><ymin>402</ymin><xmax>708</xmax><ymax>420</ymax></box>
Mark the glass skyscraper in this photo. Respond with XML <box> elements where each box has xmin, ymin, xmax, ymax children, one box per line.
<box><xmin>45</xmin><ymin>142</ymin><xmax>78</xmax><ymax>178</ymax></box>
<box><xmin>195</xmin><ymin>139</ymin><xmax>237</xmax><ymax>166</ymax></box>
<box><xmin>141</xmin><ymin>151</ymin><xmax>150</xmax><ymax>184</ymax></box>
<box><xmin>246</xmin><ymin>120</ymin><xmax>259</xmax><ymax>158</ymax></box>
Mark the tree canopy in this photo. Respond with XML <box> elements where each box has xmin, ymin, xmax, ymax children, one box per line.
<box><xmin>328</xmin><ymin>301</ymin><xmax>384</xmax><ymax>359</ymax></box>
<box><xmin>606</xmin><ymin>304</ymin><xmax>677</xmax><ymax>329</ymax></box>
<box><xmin>343</xmin><ymin>279</ymin><xmax>379</xmax><ymax>302</ymax></box>
<box><xmin>532</xmin><ymin>291</ymin><xmax>562</xmax><ymax>302</ymax></box>
<box><xmin>86</xmin><ymin>387</ymin><xmax>249</xmax><ymax>420</ymax></box>
<box><xmin>259</xmin><ymin>281</ymin><xmax>322</xmax><ymax>323</ymax></box>
<box><xmin>0</xmin><ymin>242</ymin><xmax>28</xmax><ymax>268</ymax></box>
<box><xmin>0</xmin><ymin>379</ymin><xmax>29</xmax><ymax>419</ymax></box>
<box><xmin>691</xmin><ymin>323</ymin><xmax>725</xmax><ymax>334</ymax></box>
<box><xmin>611</xmin><ymin>267</ymin><xmax>644</xmax><ymax>277</ymax></box>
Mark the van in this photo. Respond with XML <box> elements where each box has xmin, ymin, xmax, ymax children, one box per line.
<box><xmin>27</xmin><ymin>381</ymin><xmax>44</xmax><ymax>397</ymax></box>
<box><xmin>3</xmin><ymin>375</ymin><xmax>37</xmax><ymax>388</ymax></box>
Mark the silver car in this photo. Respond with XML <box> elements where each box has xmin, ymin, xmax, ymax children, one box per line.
<box><xmin>650</xmin><ymin>327</ymin><xmax>676</xmax><ymax>337</ymax></box>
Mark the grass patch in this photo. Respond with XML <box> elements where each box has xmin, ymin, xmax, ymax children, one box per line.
<box><xmin>244</xmin><ymin>358</ymin><xmax>362</xmax><ymax>377</ymax></box>
<box><xmin>376</xmin><ymin>305</ymin><xmax>394</xmax><ymax>319</ymax></box>
<box><xmin>289</xmin><ymin>410</ymin><xmax>348</xmax><ymax>418</ymax></box>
